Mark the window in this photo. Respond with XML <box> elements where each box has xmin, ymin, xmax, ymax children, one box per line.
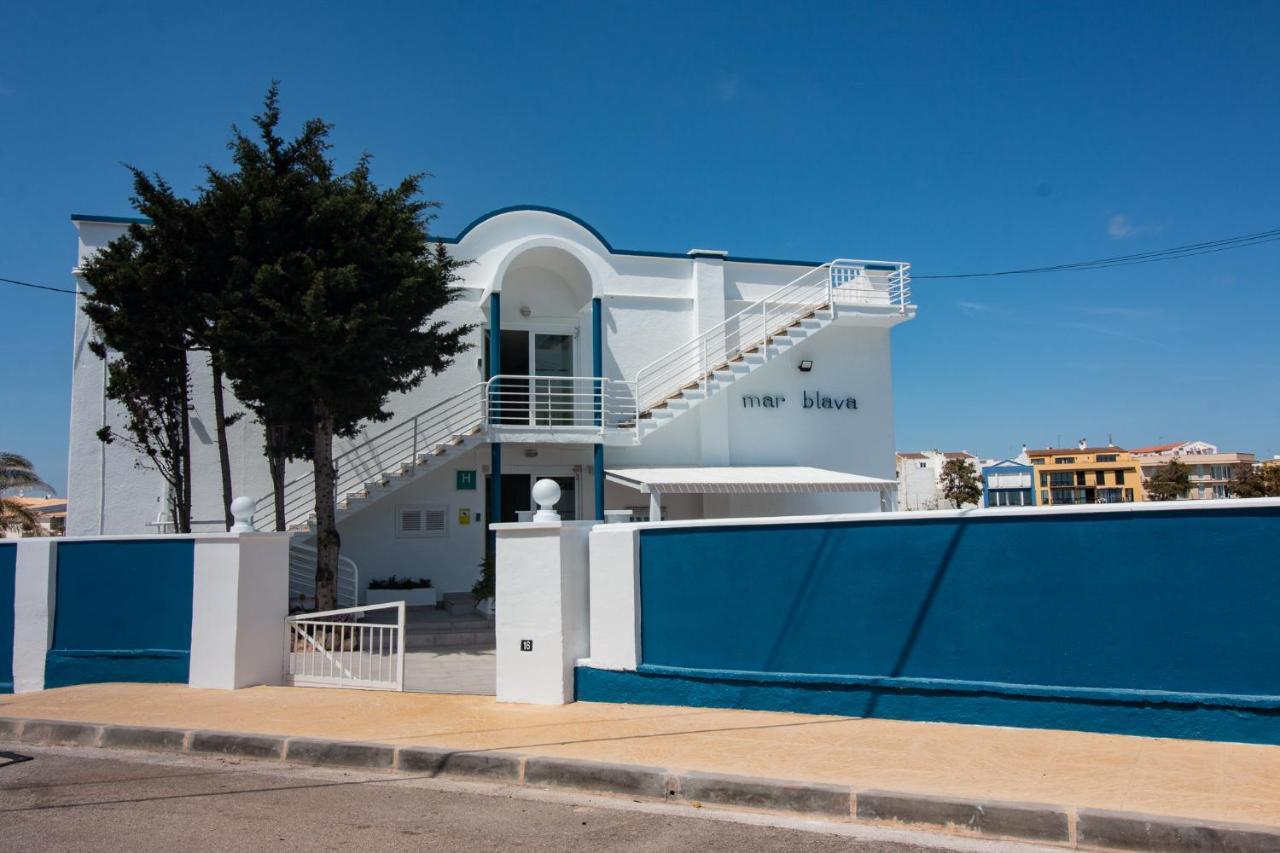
<box><xmin>1076</xmin><ymin>471</ymin><xmax>1088</xmax><ymax>486</ymax></box>
<box><xmin>1040</xmin><ymin>490</ymin><xmax>1049</xmax><ymax>504</ymax></box>
<box><xmin>1051</xmin><ymin>488</ymin><xmax>1079</xmax><ymax>505</ymax></box>
<box><xmin>1054</xmin><ymin>456</ymin><xmax>1076</xmax><ymax>464</ymax></box>
<box><xmin>397</xmin><ymin>504</ymin><xmax>447</xmax><ymax>538</ymax></box>
<box><xmin>917</xmin><ymin>461</ymin><xmax>928</xmax><ymax>469</ymax></box>
<box><xmin>1124</xmin><ymin>488</ymin><xmax>1134</xmax><ymax>502</ymax></box>
<box><xmin>1097</xmin><ymin>454</ymin><xmax>1118</xmax><ymax>462</ymax></box>
<box><xmin>1040</xmin><ymin>472</ymin><xmax>1049</xmax><ymax>488</ymax></box>
<box><xmin>1032</xmin><ymin>458</ymin><xmax>1045</xmax><ymax>465</ymax></box>
<box><xmin>1049</xmin><ymin>472</ymin><xmax>1075</xmax><ymax>488</ymax></box>
<box><xmin>1115</xmin><ymin>469</ymin><xmax>1126</xmax><ymax>485</ymax></box>
<box><xmin>1096</xmin><ymin>470</ymin><xmax>1109</xmax><ymax>486</ymax></box>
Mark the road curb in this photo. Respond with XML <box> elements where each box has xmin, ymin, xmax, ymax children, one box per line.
<box><xmin>4</xmin><ymin>714</ymin><xmax>1280</xmax><ymax>851</ymax></box>
<box><xmin>856</xmin><ymin>789</ymin><xmax>1071</xmax><ymax>843</ymax></box>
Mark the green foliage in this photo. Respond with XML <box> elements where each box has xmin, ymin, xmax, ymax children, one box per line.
<box><xmin>368</xmin><ymin>575</ymin><xmax>432</xmax><ymax>590</ymax></box>
<box><xmin>940</xmin><ymin>457</ymin><xmax>982</xmax><ymax>508</ymax></box>
<box><xmin>203</xmin><ymin>85</ymin><xmax>472</xmax><ymax>608</ymax></box>
<box><xmin>79</xmin><ymin>175</ymin><xmax>200</xmax><ymax>531</ymax></box>
<box><xmin>471</xmin><ymin>553</ymin><xmax>495</xmax><ymax>603</ymax></box>
<box><xmin>1229</xmin><ymin>463</ymin><xmax>1280</xmax><ymax>498</ymax></box>
<box><xmin>0</xmin><ymin>452</ymin><xmax>53</xmax><ymax>536</ymax></box>
<box><xmin>1146</xmin><ymin>458</ymin><xmax>1191</xmax><ymax>501</ymax></box>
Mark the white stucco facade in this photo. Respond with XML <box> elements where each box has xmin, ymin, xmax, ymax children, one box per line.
<box><xmin>68</xmin><ymin>206</ymin><xmax>915</xmax><ymax>595</ymax></box>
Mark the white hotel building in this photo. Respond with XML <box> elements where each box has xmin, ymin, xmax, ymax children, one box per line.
<box><xmin>68</xmin><ymin>206</ymin><xmax>915</xmax><ymax>600</ymax></box>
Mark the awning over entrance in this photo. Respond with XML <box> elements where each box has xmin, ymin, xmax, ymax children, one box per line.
<box><xmin>604</xmin><ymin>466</ymin><xmax>897</xmax><ymax>519</ymax></box>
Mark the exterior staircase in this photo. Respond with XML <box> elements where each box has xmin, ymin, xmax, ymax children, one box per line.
<box><xmin>256</xmin><ymin>259</ymin><xmax>910</xmax><ymax>531</ymax></box>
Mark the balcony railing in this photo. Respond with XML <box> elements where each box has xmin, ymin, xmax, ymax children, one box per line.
<box><xmin>482</xmin><ymin>375</ymin><xmax>637</xmax><ymax>433</ymax></box>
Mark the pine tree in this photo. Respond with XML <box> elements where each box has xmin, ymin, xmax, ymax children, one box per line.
<box><xmin>80</xmin><ymin>174</ymin><xmax>198</xmax><ymax>532</ymax></box>
<box><xmin>207</xmin><ymin>86</ymin><xmax>471</xmax><ymax>609</ymax></box>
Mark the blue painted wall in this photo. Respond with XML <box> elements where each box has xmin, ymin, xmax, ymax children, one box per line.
<box><xmin>577</xmin><ymin>505</ymin><xmax>1280</xmax><ymax>743</ymax></box>
<box><xmin>0</xmin><ymin>543</ymin><xmax>15</xmax><ymax>693</ymax></box>
<box><xmin>46</xmin><ymin>539</ymin><xmax>195</xmax><ymax>688</ymax></box>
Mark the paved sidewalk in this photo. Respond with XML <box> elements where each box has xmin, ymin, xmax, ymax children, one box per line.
<box><xmin>3</xmin><ymin>683</ymin><xmax>1279</xmax><ymax>835</ymax></box>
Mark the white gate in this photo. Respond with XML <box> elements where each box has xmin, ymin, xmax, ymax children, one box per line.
<box><xmin>285</xmin><ymin>602</ymin><xmax>406</xmax><ymax>691</ymax></box>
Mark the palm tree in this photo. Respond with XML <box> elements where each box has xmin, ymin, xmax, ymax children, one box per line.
<box><xmin>1</xmin><ymin>452</ymin><xmax>53</xmax><ymax>536</ymax></box>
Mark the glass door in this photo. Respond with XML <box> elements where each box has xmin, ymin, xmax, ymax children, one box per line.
<box><xmin>533</xmin><ymin>333</ymin><xmax>575</xmax><ymax>425</ymax></box>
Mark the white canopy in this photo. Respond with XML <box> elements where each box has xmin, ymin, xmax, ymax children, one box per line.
<box><xmin>604</xmin><ymin>466</ymin><xmax>896</xmax><ymax>495</ymax></box>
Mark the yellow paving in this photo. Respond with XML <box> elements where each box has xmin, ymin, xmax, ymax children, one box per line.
<box><xmin>4</xmin><ymin>683</ymin><xmax>1279</xmax><ymax>828</ymax></box>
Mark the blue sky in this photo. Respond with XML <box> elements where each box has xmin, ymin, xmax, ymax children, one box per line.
<box><xmin>3</xmin><ymin>1</ymin><xmax>1278</xmax><ymax>493</ymax></box>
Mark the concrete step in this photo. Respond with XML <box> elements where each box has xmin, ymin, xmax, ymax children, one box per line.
<box><xmin>442</xmin><ymin>592</ymin><xmax>478</xmax><ymax>616</ymax></box>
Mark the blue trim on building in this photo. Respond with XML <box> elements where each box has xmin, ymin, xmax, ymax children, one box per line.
<box><xmin>981</xmin><ymin>459</ymin><xmax>1035</xmax><ymax>508</ymax></box>
<box><xmin>71</xmin><ymin>204</ymin><xmax>897</xmax><ymax>271</ymax></box>
<box><xmin>48</xmin><ymin>539</ymin><xmax>195</xmax><ymax>687</ymax></box>
<box><xmin>70</xmin><ymin>213</ymin><xmax>150</xmax><ymax>225</ymax></box>
<box><xmin>488</xmin><ymin>292</ymin><xmax>502</xmax><ymax>534</ymax></box>
<box><xmin>0</xmin><ymin>543</ymin><xmax>15</xmax><ymax>693</ymax></box>
<box><xmin>45</xmin><ymin>649</ymin><xmax>190</xmax><ymax>689</ymax></box>
<box><xmin>575</xmin><ymin>665</ymin><xmax>1280</xmax><ymax>745</ymax></box>
<box><xmin>616</xmin><ymin>505</ymin><xmax>1280</xmax><ymax>743</ymax></box>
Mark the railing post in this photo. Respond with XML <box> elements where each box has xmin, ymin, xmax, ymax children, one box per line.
<box><xmin>396</xmin><ymin>601</ymin><xmax>406</xmax><ymax>691</ymax></box>
<box><xmin>411</xmin><ymin>414</ymin><xmax>419</xmax><ymax>465</ymax></box>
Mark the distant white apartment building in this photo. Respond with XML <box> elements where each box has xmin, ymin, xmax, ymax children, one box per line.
<box><xmin>895</xmin><ymin>450</ymin><xmax>980</xmax><ymax>510</ymax></box>
<box><xmin>1131</xmin><ymin>440</ymin><xmax>1255</xmax><ymax>500</ymax></box>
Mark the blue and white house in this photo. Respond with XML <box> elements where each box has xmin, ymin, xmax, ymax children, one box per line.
<box><xmin>67</xmin><ymin>206</ymin><xmax>914</xmax><ymax>598</ymax></box>
<box><xmin>982</xmin><ymin>452</ymin><xmax>1035</xmax><ymax>508</ymax></box>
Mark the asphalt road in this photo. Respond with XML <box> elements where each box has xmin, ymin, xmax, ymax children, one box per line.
<box><xmin>0</xmin><ymin>745</ymin><xmax>1047</xmax><ymax>852</ymax></box>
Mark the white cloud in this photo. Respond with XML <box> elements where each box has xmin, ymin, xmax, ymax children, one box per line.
<box><xmin>1108</xmin><ymin>214</ymin><xmax>1135</xmax><ymax>239</ymax></box>
<box><xmin>716</xmin><ymin>74</ymin><xmax>740</xmax><ymax>102</ymax></box>
<box><xmin>1107</xmin><ymin>213</ymin><xmax>1164</xmax><ymax>240</ymax></box>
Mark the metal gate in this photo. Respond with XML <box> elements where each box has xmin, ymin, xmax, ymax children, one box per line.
<box><xmin>285</xmin><ymin>602</ymin><xmax>405</xmax><ymax>691</ymax></box>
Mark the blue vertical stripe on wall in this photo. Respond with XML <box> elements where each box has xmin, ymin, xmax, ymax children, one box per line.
<box><xmin>488</xmin><ymin>292</ymin><xmax>502</xmax><ymax>535</ymax></box>
<box><xmin>46</xmin><ymin>539</ymin><xmax>195</xmax><ymax>687</ymax></box>
<box><xmin>575</xmin><ymin>505</ymin><xmax>1280</xmax><ymax>744</ymax></box>
<box><xmin>592</xmin><ymin>297</ymin><xmax>605</xmax><ymax>519</ymax></box>
<box><xmin>0</xmin><ymin>543</ymin><xmax>15</xmax><ymax>693</ymax></box>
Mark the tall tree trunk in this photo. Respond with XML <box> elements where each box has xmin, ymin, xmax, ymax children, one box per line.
<box><xmin>311</xmin><ymin>401</ymin><xmax>339</xmax><ymax>611</ymax></box>
<box><xmin>210</xmin><ymin>355</ymin><xmax>234</xmax><ymax>530</ymax></box>
<box><xmin>267</xmin><ymin>423</ymin><xmax>287</xmax><ymax>531</ymax></box>
<box><xmin>178</xmin><ymin>370</ymin><xmax>193</xmax><ymax>533</ymax></box>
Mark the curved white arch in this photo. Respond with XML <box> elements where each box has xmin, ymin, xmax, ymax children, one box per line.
<box><xmin>484</xmin><ymin>235</ymin><xmax>607</xmax><ymax>303</ymax></box>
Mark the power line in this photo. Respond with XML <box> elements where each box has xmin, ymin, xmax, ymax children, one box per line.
<box><xmin>915</xmin><ymin>227</ymin><xmax>1280</xmax><ymax>279</ymax></box>
<box><xmin>0</xmin><ymin>276</ymin><xmax>77</xmax><ymax>295</ymax></box>
<box><xmin>5</xmin><ymin>224</ymin><xmax>1280</xmax><ymax>293</ymax></box>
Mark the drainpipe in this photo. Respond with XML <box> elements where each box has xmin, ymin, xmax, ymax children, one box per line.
<box><xmin>592</xmin><ymin>297</ymin><xmax>605</xmax><ymax>521</ymax></box>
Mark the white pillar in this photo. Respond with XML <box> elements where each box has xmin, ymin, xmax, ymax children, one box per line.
<box><xmin>649</xmin><ymin>489</ymin><xmax>662</xmax><ymax>522</ymax></box>
<box><xmin>189</xmin><ymin>533</ymin><xmax>290</xmax><ymax>689</ymax></box>
<box><xmin>585</xmin><ymin>524</ymin><xmax>640</xmax><ymax>670</ymax></box>
<box><xmin>493</xmin><ymin>520</ymin><xmax>593</xmax><ymax>704</ymax></box>
<box><xmin>13</xmin><ymin>539</ymin><xmax>57</xmax><ymax>693</ymax></box>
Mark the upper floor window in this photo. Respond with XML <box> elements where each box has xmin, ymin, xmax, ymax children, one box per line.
<box><xmin>1054</xmin><ymin>456</ymin><xmax>1076</xmax><ymax>464</ymax></box>
<box><xmin>1097</xmin><ymin>454</ymin><xmax>1118</xmax><ymax>462</ymax></box>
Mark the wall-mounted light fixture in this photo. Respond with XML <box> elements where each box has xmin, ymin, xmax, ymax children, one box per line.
<box><xmin>519</xmin><ymin>305</ymin><xmax>533</xmax><ymax>318</ymax></box>
<box><xmin>523</xmin><ymin>447</ymin><xmax>539</xmax><ymax>458</ymax></box>
<box><xmin>798</xmin><ymin>360</ymin><xmax>814</xmax><ymax>373</ymax></box>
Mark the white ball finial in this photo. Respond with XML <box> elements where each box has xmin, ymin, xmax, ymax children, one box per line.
<box><xmin>230</xmin><ymin>496</ymin><xmax>257</xmax><ymax>533</ymax></box>
<box><xmin>531</xmin><ymin>478</ymin><xmax>562</xmax><ymax>522</ymax></box>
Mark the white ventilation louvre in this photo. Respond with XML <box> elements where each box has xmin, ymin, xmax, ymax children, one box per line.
<box><xmin>397</xmin><ymin>504</ymin><xmax>447</xmax><ymax>537</ymax></box>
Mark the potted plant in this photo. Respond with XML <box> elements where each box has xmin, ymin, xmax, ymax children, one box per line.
<box><xmin>366</xmin><ymin>575</ymin><xmax>437</xmax><ymax>607</ymax></box>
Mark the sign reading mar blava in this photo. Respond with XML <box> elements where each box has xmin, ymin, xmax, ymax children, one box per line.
<box><xmin>741</xmin><ymin>391</ymin><xmax>858</xmax><ymax>411</ymax></box>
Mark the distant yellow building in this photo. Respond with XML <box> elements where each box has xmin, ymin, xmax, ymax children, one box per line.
<box><xmin>1026</xmin><ymin>441</ymin><xmax>1144</xmax><ymax>506</ymax></box>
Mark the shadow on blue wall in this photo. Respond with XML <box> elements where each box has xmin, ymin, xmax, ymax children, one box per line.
<box><xmin>0</xmin><ymin>543</ymin><xmax>14</xmax><ymax>693</ymax></box>
<box><xmin>46</xmin><ymin>539</ymin><xmax>194</xmax><ymax>688</ymax></box>
<box><xmin>577</xmin><ymin>505</ymin><xmax>1280</xmax><ymax>744</ymax></box>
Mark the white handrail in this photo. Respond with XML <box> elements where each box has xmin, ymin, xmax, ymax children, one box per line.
<box><xmin>633</xmin><ymin>259</ymin><xmax>909</xmax><ymax>414</ymax></box>
<box><xmin>483</xmin><ymin>374</ymin><xmax>637</xmax><ymax>431</ymax></box>
<box><xmin>255</xmin><ymin>383</ymin><xmax>485</xmax><ymax>529</ymax></box>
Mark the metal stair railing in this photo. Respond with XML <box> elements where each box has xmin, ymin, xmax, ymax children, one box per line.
<box><xmin>633</xmin><ymin>259</ymin><xmax>910</xmax><ymax>416</ymax></box>
<box><xmin>254</xmin><ymin>383</ymin><xmax>485</xmax><ymax>529</ymax></box>
<box><xmin>288</xmin><ymin>537</ymin><xmax>360</xmax><ymax>610</ymax></box>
